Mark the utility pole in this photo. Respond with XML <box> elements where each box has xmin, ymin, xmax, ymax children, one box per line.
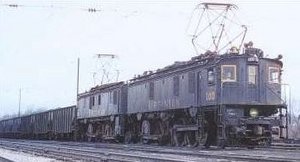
<box><xmin>18</xmin><ymin>88</ymin><xmax>21</xmax><ymax>117</ymax></box>
<box><xmin>74</xmin><ymin>57</ymin><xmax>80</xmax><ymax>141</ymax></box>
<box><xmin>76</xmin><ymin>58</ymin><xmax>80</xmax><ymax>100</ymax></box>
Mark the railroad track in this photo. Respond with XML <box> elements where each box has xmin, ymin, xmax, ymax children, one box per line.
<box><xmin>0</xmin><ymin>156</ymin><xmax>13</xmax><ymax>162</ymax></box>
<box><xmin>269</xmin><ymin>143</ymin><xmax>300</xmax><ymax>151</ymax></box>
<box><xmin>272</xmin><ymin>142</ymin><xmax>300</xmax><ymax>148</ymax></box>
<box><xmin>0</xmin><ymin>139</ymin><xmax>299</xmax><ymax>162</ymax></box>
<box><xmin>0</xmin><ymin>141</ymin><xmax>197</xmax><ymax>162</ymax></box>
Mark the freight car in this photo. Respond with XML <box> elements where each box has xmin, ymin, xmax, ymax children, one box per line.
<box><xmin>0</xmin><ymin>117</ymin><xmax>21</xmax><ymax>138</ymax></box>
<box><xmin>0</xmin><ymin>105</ymin><xmax>76</xmax><ymax>140</ymax></box>
<box><xmin>76</xmin><ymin>42</ymin><xmax>288</xmax><ymax>148</ymax></box>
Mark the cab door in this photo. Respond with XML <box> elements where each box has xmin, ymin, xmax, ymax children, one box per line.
<box><xmin>247</xmin><ymin>65</ymin><xmax>259</xmax><ymax>102</ymax></box>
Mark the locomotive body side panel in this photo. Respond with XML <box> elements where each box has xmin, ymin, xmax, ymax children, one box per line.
<box><xmin>259</xmin><ymin>59</ymin><xmax>282</xmax><ymax>105</ymax></box>
<box><xmin>77</xmin><ymin>82</ymin><xmax>125</xmax><ymax>119</ymax></box>
<box><xmin>198</xmin><ymin>68</ymin><xmax>217</xmax><ymax>106</ymax></box>
<box><xmin>127</xmin><ymin>68</ymin><xmax>212</xmax><ymax>114</ymax></box>
<box><xmin>219</xmin><ymin>57</ymin><xmax>245</xmax><ymax>105</ymax></box>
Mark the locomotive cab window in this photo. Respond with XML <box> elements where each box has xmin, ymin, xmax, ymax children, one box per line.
<box><xmin>269</xmin><ymin>67</ymin><xmax>280</xmax><ymax>83</ymax></box>
<box><xmin>248</xmin><ymin>66</ymin><xmax>257</xmax><ymax>84</ymax></box>
<box><xmin>221</xmin><ymin>65</ymin><xmax>236</xmax><ymax>82</ymax></box>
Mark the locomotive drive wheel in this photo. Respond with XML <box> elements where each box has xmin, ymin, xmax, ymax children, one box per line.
<box><xmin>198</xmin><ymin>133</ymin><xmax>207</xmax><ymax>147</ymax></box>
<box><xmin>87</xmin><ymin>123</ymin><xmax>94</xmax><ymax>142</ymax></box>
<box><xmin>124</xmin><ymin>132</ymin><xmax>132</xmax><ymax>144</ymax></box>
<box><xmin>172</xmin><ymin>129</ymin><xmax>198</xmax><ymax>147</ymax></box>
<box><xmin>141</xmin><ymin>120</ymin><xmax>151</xmax><ymax>144</ymax></box>
<box><xmin>188</xmin><ymin>132</ymin><xmax>198</xmax><ymax>147</ymax></box>
<box><xmin>157</xmin><ymin>120</ymin><xmax>170</xmax><ymax>145</ymax></box>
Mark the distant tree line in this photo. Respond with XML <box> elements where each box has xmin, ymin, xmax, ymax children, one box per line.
<box><xmin>289</xmin><ymin>114</ymin><xmax>300</xmax><ymax>139</ymax></box>
<box><xmin>0</xmin><ymin>107</ymin><xmax>47</xmax><ymax>120</ymax></box>
<box><xmin>288</xmin><ymin>99</ymin><xmax>300</xmax><ymax>140</ymax></box>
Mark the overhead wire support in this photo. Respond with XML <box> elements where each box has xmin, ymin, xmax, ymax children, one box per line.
<box><xmin>187</xmin><ymin>2</ymin><xmax>247</xmax><ymax>55</ymax></box>
<box><xmin>94</xmin><ymin>54</ymin><xmax>119</xmax><ymax>85</ymax></box>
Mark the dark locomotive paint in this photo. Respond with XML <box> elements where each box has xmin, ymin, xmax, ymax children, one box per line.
<box><xmin>0</xmin><ymin>46</ymin><xmax>287</xmax><ymax>147</ymax></box>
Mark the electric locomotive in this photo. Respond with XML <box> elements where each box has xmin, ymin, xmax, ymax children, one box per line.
<box><xmin>0</xmin><ymin>43</ymin><xmax>288</xmax><ymax>148</ymax></box>
<box><xmin>75</xmin><ymin>42</ymin><xmax>287</xmax><ymax>148</ymax></box>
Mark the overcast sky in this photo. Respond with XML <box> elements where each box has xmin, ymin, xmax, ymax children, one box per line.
<box><xmin>0</xmin><ymin>0</ymin><xmax>299</xmax><ymax>116</ymax></box>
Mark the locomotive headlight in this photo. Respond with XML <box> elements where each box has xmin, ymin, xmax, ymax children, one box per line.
<box><xmin>249</xmin><ymin>108</ymin><xmax>258</xmax><ymax>117</ymax></box>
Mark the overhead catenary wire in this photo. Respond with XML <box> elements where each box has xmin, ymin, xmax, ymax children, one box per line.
<box><xmin>0</xmin><ymin>2</ymin><xmax>101</xmax><ymax>12</ymax></box>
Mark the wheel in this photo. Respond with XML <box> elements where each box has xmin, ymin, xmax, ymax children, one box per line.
<box><xmin>142</xmin><ymin>138</ymin><xmax>149</xmax><ymax>144</ymax></box>
<box><xmin>124</xmin><ymin>132</ymin><xmax>132</xmax><ymax>144</ymax></box>
<box><xmin>218</xmin><ymin>139</ymin><xmax>226</xmax><ymax>149</ymax></box>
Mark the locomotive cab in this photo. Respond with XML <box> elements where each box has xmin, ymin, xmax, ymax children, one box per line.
<box><xmin>215</xmin><ymin>43</ymin><xmax>287</xmax><ymax>147</ymax></box>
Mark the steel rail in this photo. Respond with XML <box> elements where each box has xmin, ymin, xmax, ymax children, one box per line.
<box><xmin>0</xmin><ymin>139</ymin><xmax>299</xmax><ymax>162</ymax></box>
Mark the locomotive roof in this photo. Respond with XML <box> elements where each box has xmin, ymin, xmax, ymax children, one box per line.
<box><xmin>78</xmin><ymin>81</ymin><xmax>124</xmax><ymax>98</ymax></box>
<box><xmin>89</xmin><ymin>81</ymin><xmax>124</xmax><ymax>92</ymax></box>
<box><xmin>129</xmin><ymin>52</ymin><xmax>220</xmax><ymax>84</ymax></box>
<box><xmin>76</xmin><ymin>47</ymin><xmax>283</xmax><ymax>96</ymax></box>
<box><xmin>128</xmin><ymin>51</ymin><xmax>283</xmax><ymax>85</ymax></box>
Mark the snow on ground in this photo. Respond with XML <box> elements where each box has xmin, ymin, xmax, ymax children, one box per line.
<box><xmin>0</xmin><ymin>148</ymin><xmax>60</xmax><ymax>162</ymax></box>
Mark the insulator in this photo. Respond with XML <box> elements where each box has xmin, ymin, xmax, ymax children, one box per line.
<box><xmin>88</xmin><ymin>8</ymin><xmax>97</xmax><ymax>12</ymax></box>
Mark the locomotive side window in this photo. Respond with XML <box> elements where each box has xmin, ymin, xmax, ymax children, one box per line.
<box><xmin>269</xmin><ymin>67</ymin><xmax>280</xmax><ymax>83</ymax></box>
<box><xmin>110</xmin><ymin>92</ymin><xmax>113</xmax><ymax>103</ymax></box>
<box><xmin>248</xmin><ymin>66</ymin><xmax>257</xmax><ymax>84</ymax></box>
<box><xmin>207</xmin><ymin>68</ymin><xmax>215</xmax><ymax>84</ymax></box>
<box><xmin>221</xmin><ymin>65</ymin><xmax>236</xmax><ymax>82</ymax></box>
<box><xmin>83</xmin><ymin>98</ymin><xmax>86</xmax><ymax>109</ymax></box>
<box><xmin>98</xmin><ymin>94</ymin><xmax>101</xmax><ymax>105</ymax></box>
<box><xmin>149</xmin><ymin>82</ymin><xmax>154</xmax><ymax>100</ymax></box>
<box><xmin>113</xmin><ymin>91</ymin><xmax>118</xmax><ymax>105</ymax></box>
<box><xmin>89</xmin><ymin>96</ymin><xmax>95</xmax><ymax>109</ymax></box>
<box><xmin>188</xmin><ymin>72</ymin><xmax>196</xmax><ymax>93</ymax></box>
<box><xmin>173</xmin><ymin>76</ymin><xmax>180</xmax><ymax>96</ymax></box>
<box><xmin>92</xmin><ymin>96</ymin><xmax>95</xmax><ymax>106</ymax></box>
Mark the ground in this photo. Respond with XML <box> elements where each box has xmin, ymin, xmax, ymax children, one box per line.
<box><xmin>0</xmin><ymin>148</ymin><xmax>60</xmax><ymax>162</ymax></box>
